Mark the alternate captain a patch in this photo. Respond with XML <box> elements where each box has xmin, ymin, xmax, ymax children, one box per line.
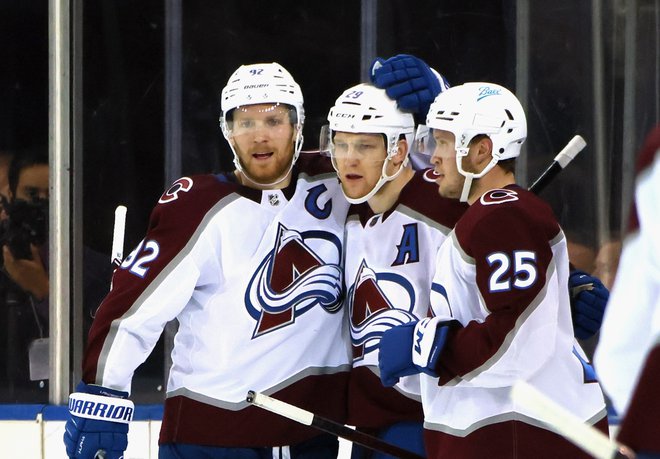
<box><xmin>246</xmin><ymin>223</ymin><xmax>343</xmax><ymax>338</ymax></box>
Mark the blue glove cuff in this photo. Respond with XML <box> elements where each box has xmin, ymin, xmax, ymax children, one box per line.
<box><xmin>568</xmin><ymin>270</ymin><xmax>609</xmax><ymax>340</ymax></box>
<box><xmin>76</xmin><ymin>381</ymin><xmax>129</xmax><ymax>399</ymax></box>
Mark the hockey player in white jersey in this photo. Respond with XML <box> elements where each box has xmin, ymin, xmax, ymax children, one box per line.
<box><xmin>595</xmin><ymin>124</ymin><xmax>660</xmax><ymax>458</ymax></box>
<box><xmin>325</xmin><ymin>81</ymin><xmax>466</xmax><ymax>458</ymax></box>
<box><xmin>377</xmin><ymin>82</ymin><xmax>609</xmax><ymax>458</ymax></box>
<box><xmin>63</xmin><ymin>63</ymin><xmax>352</xmax><ymax>459</ymax></box>
<box><xmin>330</xmin><ymin>55</ymin><xmax>610</xmax><ymax>459</ymax></box>
<box><xmin>370</xmin><ymin>55</ymin><xmax>609</xmax><ymax>345</ymax></box>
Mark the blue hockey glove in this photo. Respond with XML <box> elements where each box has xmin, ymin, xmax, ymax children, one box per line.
<box><xmin>569</xmin><ymin>270</ymin><xmax>609</xmax><ymax>340</ymax></box>
<box><xmin>378</xmin><ymin>321</ymin><xmax>418</xmax><ymax>387</ymax></box>
<box><xmin>64</xmin><ymin>381</ymin><xmax>133</xmax><ymax>459</ymax></box>
<box><xmin>378</xmin><ymin>317</ymin><xmax>454</xmax><ymax>387</ymax></box>
<box><xmin>370</xmin><ymin>54</ymin><xmax>450</xmax><ymax>118</ymax></box>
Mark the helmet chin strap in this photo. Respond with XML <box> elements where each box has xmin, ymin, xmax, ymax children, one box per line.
<box><xmin>459</xmin><ymin>175</ymin><xmax>473</xmax><ymax>203</ymax></box>
<box><xmin>343</xmin><ymin>155</ymin><xmax>409</xmax><ymax>205</ymax></box>
<box><xmin>456</xmin><ymin>150</ymin><xmax>499</xmax><ymax>203</ymax></box>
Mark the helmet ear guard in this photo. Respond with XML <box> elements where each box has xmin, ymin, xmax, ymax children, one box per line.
<box><xmin>425</xmin><ymin>82</ymin><xmax>527</xmax><ymax>201</ymax></box>
<box><xmin>326</xmin><ymin>83</ymin><xmax>415</xmax><ymax>203</ymax></box>
<box><xmin>219</xmin><ymin>63</ymin><xmax>305</xmax><ymax>186</ymax></box>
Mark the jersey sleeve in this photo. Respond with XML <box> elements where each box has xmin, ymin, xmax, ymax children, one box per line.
<box><xmin>82</xmin><ymin>176</ymin><xmax>229</xmax><ymax>392</ymax></box>
<box><xmin>606</xmin><ymin>161</ymin><xmax>660</xmax><ymax>446</ymax></box>
<box><xmin>436</xmin><ymin>202</ymin><xmax>562</xmax><ymax>387</ymax></box>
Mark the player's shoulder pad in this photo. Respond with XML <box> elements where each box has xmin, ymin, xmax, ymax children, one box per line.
<box><xmin>157</xmin><ymin>174</ymin><xmax>238</xmax><ymax>208</ymax></box>
<box><xmin>150</xmin><ymin>173</ymin><xmax>242</xmax><ymax>230</ymax></box>
<box><xmin>456</xmin><ymin>186</ymin><xmax>560</xmax><ymax>254</ymax></box>
<box><xmin>149</xmin><ymin>174</ymin><xmax>240</xmax><ymax>235</ymax></box>
<box><xmin>296</xmin><ymin>150</ymin><xmax>336</xmax><ymax>178</ymax></box>
<box><xmin>477</xmin><ymin>186</ymin><xmax>555</xmax><ymax>211</ymax></box>
<box><xmin>467</xmin><ymin>186</ymin><xmax>555</xmax><ymax>223</ymax></box>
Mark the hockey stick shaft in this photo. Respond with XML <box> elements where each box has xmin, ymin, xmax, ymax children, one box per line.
<box><xmin>93</xmin><ymin>207</ymin><xmax>128</xmax><ymax>459</ymax></box>
<box><xmin>246</xmin><ymin>391</ymin><xmax>425</xmax><ymax>459</ymax></box>
<box><xmin>511</xmin><ymin>381</ymin><xmax>636</xmax><ymax>459</ymax></box>
<box><xmin>111</xmin><ymin>205</ymin><xmax>127</xmax><ymax>268</ymax></box>
<box><xmin>528</xmin><ymin>135</ymin><xmax>587</xmax><ymax>194</ymax></box>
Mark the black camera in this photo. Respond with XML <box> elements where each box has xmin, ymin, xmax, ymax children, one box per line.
<box><xmin>0</xmin><ymin>196</ymin><xmax>48</xmax><ymax>263</ymax></box>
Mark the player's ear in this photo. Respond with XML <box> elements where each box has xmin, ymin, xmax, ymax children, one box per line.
<box><xmin>393</xmin><ymin>138</ymin><xmax>409</xmax><ymax>166</ymax></box>
<box><xmin>476</xmin><ymin>137</ymin><xmax>493</xmax><ymax>164</ymax></box>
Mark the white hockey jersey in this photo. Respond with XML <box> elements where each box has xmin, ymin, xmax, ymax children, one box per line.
<box><xmin>595</xmin><ymin>126</ymin><xmax>660</xmax><ymax>452</ymax></box>
<box><xmin>344</xmin><ymin>169</ymin><xmax>467</xmax><ymax>428</ymax></box>
<box><xmin>422</xmin><ymin>185</ymin><xmax>608</xmax><ymax>458</ymax></box>
<box><xmin>83</xmin><ymin>153</ymin><xmax>352</xmax><ymax>447</ymax></box>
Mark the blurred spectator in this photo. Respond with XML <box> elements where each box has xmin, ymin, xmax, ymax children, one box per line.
<box><xmin>0</xmin><ymin>147</ymin><xmax>112</xmax><ymax>402</ymax></box>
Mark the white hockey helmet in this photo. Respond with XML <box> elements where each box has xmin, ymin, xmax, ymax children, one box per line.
<box><xmin>325</xmin><ymin>83</ymin><xmax>415</xmax><ymax>203</ymax></box>
<box><xmin>425</xmin><ymin>82</ymin><xmax>527</xmax><ymax>201</ymax></box>
<box><xmin>219</xmin><ymin>62</ymin><xmax>305</xmax><ymax>186</ymax></box>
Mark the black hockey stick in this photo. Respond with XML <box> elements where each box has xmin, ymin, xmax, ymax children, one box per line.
<box><xmin>528</xmin><ymin>135</ymin><xmax>586</xmax><ymax>194</ymax></box>
<box><xmin>246</xmin><ymin>391</ymin><xmax>425</xmax><ymax>459</ymax></box>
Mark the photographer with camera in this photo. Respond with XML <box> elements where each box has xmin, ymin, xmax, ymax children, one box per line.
<box><xmin>0</xmin><ymin>148</ymin><xmax>50</xmax><ymax>401</ymax></box>
<box><xmin>1</xmin><ymin>150</ymin><xmax>49</xmax><ymax>298</ymax></box>
<box><xmin>0</xmin><ymin>148</ymin><xmax>112</xmax><ymax>402</ymax></box>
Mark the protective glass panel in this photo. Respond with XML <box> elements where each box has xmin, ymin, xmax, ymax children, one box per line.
<box><xmin>2</xmin><ymin>0</ymin><xmax>658</xmax><ymax>416</ymax></box>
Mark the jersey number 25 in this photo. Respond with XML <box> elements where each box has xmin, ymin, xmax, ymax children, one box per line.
<box><xmin>486</xmin><ymin>251</ymin><xmax>537</xmax><ymax>292</ymax></box>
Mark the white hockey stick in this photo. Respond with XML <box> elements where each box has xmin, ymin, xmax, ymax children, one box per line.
<box><xmin>528</xmin><ymin>135</ymin><xmax>587</xmax><ymax>194</ymax></box>
<box><xmin>510</xmin><ymin>381</ymin><xmax>636</xmax><ymax>459</ymax></box>
<box><xmin>111</xmin><ymin>205</ymin><xmax>127</xmax><ymax>268</ymax></box>
<box><xmin>94</xmin><ymin>207</ymin><xmax>128</xmax><ymax>458</ymax></box>
<box><xmin>246</xmin><ymin>391</ymin><xmax>425</xmax><ymax>459</ymax></box>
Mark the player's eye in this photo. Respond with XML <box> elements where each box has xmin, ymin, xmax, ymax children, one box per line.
<box><xmin>265</xmin><ymin>117</ymin><xmax>284</xmax><ymax>127</ymax></box>
<box><xmin>238</xmin><ymin>119</ymin><xmax>254</xmax><ymax>129</ymax></box>
<box><xmin>357</xmin><ymin>143</ymin><xmax>376</xmax><ymax>152</ymax></box>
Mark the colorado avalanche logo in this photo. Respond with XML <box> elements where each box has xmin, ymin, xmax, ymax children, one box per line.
<box><xmin>349</xmin><ymin>260</ymin><xmax>416</xmax><ymax>360</ymax></box>
<box><xmin>159</xmin><ymin>177</ymin><xmax>193</xmax><ymax>203</ymax></box>
<box><xmin>480</xmin><ymin>188</ymin><xmax>519</xmax><ymax>206</ymax></box>
<box><xmin>246</xmin><ymin>223</ymin><xmax>343</xmax><ymax>338</ymax></box>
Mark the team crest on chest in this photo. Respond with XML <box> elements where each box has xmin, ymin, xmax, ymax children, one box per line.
<box><xmin>348</xmin><ymin>260</ymin><xmax>416</xmax><ymax>360</ymax></box>
<box><xmin>245</xmin><ymin>223</ymin><xmax>343</xmax><ymax>338</ymax></box>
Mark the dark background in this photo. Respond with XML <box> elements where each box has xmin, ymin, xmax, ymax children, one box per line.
<box><xmin>3</xmin><ymin>0</ymin><xmax>657</xmax><ymax>402</ymax></box>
